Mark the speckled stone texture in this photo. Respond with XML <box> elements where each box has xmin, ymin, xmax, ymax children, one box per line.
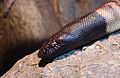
<box><xmin>1</xmin><ymin>31</ymin><xmax>120</xmax><ymax>78</ymax></box>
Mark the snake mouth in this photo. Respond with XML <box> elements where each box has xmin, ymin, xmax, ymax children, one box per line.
<box><xmin>38</xmin><ymin>37</ymin><xmax>66</xmax><ymax>59</ymax></box>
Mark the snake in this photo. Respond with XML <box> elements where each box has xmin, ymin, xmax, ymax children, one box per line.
<box><xmin>38</xmin><ymin>0</ymin><xmax>120</xmax><ymax>59</ymax></box>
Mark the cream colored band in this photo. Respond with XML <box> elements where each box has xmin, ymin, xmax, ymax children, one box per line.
<box><xmin>96</xmin><ymin>1</ymin><xmax>120</xmax><ymax>33</ymax></box>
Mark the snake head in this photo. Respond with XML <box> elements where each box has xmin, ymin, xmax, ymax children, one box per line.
<box><xmin>38</xmin><ymin>31</ymin><xmax>72</xmax><ymax>59</ymax></box>
<box><xmin>38</xmin><ymin>35</ymin><xmax>66</xmax><ymax>59</ymax></box>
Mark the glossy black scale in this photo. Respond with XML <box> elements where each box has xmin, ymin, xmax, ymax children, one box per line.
<box><xmin>38</xmin><ymin>12</ymin><xmax>107</xmax><ymax>59</ymax></box>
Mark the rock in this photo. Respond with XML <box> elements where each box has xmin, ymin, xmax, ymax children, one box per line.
<box><xmin>0</xmin><ymin>0</ymin><xmax>61</xmax><ymax>67</ymax></box>
<box><xmin>1</xmin><ymin>51</ymin><xmax>42</xmax><ymax>78</ymax></box>
<box><xmin>1</xmin><ymin>31</ymin><xmax>120</xmax><ymax>78</ymax></box>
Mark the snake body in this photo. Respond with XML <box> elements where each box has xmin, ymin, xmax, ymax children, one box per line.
<box><xmin>3</xmin><ymin>0</ymin><xmax>15</xmax><ymax>18</ymax></box>
<box><xmin>38</xmin><ymin>0</ymin><xmax>120</xmax><ymax>59</ymax></box>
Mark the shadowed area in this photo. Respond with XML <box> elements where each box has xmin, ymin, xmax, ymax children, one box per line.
<box><xmin>0</xmin><ymin>39</ymin><xmax>46</xmax><ymax>76</ymax></box>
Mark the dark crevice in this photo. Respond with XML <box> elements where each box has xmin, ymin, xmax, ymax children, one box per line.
<box><xmin>0</xmin><ymin>39</ymin><xmax>46</xmax><ymax>76</ymax></box>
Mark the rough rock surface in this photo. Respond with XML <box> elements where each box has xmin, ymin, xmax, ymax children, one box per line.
<box><xmin>1</xmin><ymin>31</ymin><xmax>120</xmax><ymax>78</ymax></box>
<box><xmin>0</xmin><ymin>0</ymin><xmax>61</xmax><ymax>66</ymax></box>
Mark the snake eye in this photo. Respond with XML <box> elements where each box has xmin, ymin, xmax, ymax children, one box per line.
<box><xmin>3</xmin><ymin>0</ymin><xmax>15</xmax><ymax>18</ymax></box>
